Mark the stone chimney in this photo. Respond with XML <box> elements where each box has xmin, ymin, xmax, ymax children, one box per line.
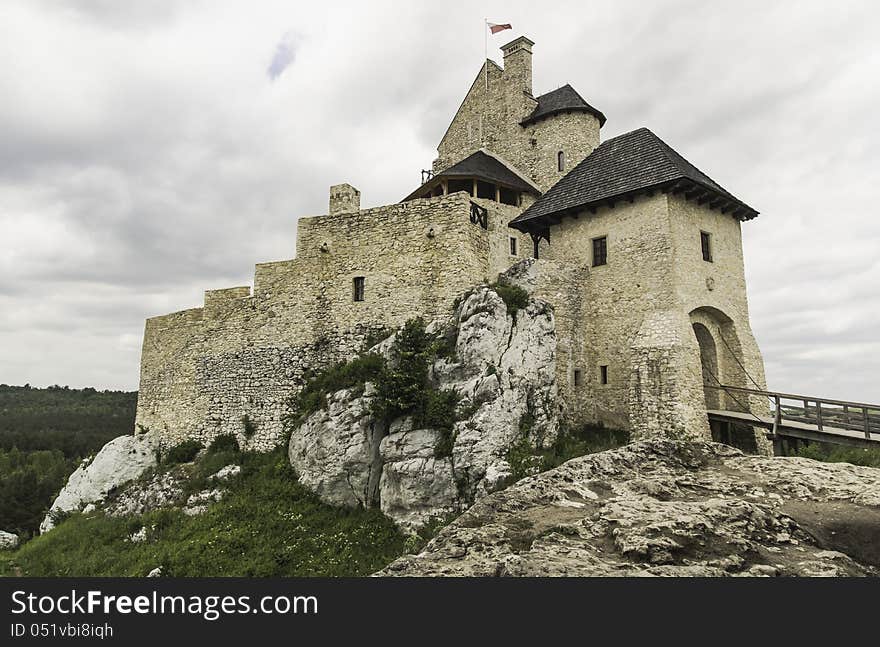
<box><xmin>329</xmin><ymin>183</ymin><xmax>360</xmax><ymax>215</ymax></box>
<box><xmin>501</xmin><ymin>36</ymin><xmax>534</xmax><ymax>97</ymax></box>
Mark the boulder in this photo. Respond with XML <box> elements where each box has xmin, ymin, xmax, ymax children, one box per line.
<box><xmin>288</xmin><ymin>387</ymin><xmax>384</xmax><ymax>508</ymax></box>
<box><xmin>41</xmin><ymin>431</ymin><xmax>159</xmax><ymax>533</ymax></box>
<box><xmin>0</xmin><ymin>530</ymin><xmax>19</xmax><ymax>550</ymax></box>
<box><xmin>377</xmin><ymin>440</ymin><xmax>880</xmax><ymax>576</ymax></box>
<box><xmin>289</xmin><ymin>284</ymin><xmax>559</xmax><ymax>531</ymax></box>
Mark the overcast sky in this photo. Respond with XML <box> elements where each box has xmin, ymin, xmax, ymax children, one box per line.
<box><xmin>1</xmin><ymin>0</ymin><xmax>878</xmax><ymax>402</ymax></box>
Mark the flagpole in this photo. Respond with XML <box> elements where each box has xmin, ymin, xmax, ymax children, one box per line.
<box><xmin>484</xmin><ymin>18</ymin><xmax>488</xmax><ymax>90</ymax></box>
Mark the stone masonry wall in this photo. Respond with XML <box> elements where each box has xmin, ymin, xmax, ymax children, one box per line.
<box><xmin>136</xmin><ymin>192</ymin><xmax>493</xmax><ymax>451</ymax></box>
<box><xmin>539</xmin><ymin>193</ymin><xmax>676</xmax><ymax>431</ymax></box>
<box><xmin>434</xmin><ymin>60</ymin><xmax>601</xmax><ymax>192</ymax></box>
<box><xmin>523</xmin><ymin>191</ymin><xmax>769</xmax><ymax>450</ymax></box>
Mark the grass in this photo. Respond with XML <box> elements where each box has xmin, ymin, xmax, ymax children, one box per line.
<box><xmin>507</xmin><ymin>422</ymin><xmax>630</xmax><ymax>481</ymax></box>
<box><xmin>0</xmin><ymin>449</ymin><xmax>406</xmax><ymax>577</ymax></box>
<box><xmin>793</xmin><ymin>442</ymin><xmax>880</xmax><ymax>468</ymax></box>
<box><xmin>162</xmin><ymin>439</ymin><xmax>203</xmax><ymax>465</ymax></box>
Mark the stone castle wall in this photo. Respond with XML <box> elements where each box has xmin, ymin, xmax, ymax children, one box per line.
<box><xmin>136</xmin><ymin>192</ymin><xmax>496</xmax><ymax>451</ymax></box>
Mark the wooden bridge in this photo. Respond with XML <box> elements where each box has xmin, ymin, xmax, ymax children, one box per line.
<box><xmin>706</xmin><ymin>384</ymin><xmax>880</xmax><ymax>453</ymax></box>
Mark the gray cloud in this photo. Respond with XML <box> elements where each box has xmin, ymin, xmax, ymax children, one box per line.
<box><xmin>1</xmin><ymin>0</ymin><xmax>878</xmax><ymax>404</ymax></box>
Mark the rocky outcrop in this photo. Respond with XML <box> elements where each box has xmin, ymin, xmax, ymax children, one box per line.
<box><xmin>0</xmin><ymin>530</ymin><xmax>19</xmax><ymax>550</ymax></box>
<box><xmin>41</xmin><ymin>431</ymin><xmax>159</xmax><ymax>533</ymax></box>
<box><xmin>288</xmin><ymin>286</ymin><xmax>559</xmax><ymax>530</ymax></box>
<box><xmin>103</xmin><ymin>467</ymin><xmax>188</xmax><ymax>518</ymax></box>
<box><xmin>377</xmin><ymin>441</ymin><xmax>880</xmax><ymax>576</ymax></box>
<box><xmin>104</xmin><ymin>463</ymin><xmax>240</xmax><ymax>518</ymax></box>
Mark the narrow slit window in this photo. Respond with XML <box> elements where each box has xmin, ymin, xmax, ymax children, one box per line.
<box><xmin>353</xmin><ymin>276</ymin><xmax>365</xmax><ymax>302</ymax></box>
<box><xmin>557</xmin><ymin>150</ymin><xmax>565</xmax><ymax>172</ymax></box>
<box><xmin>701</xmin><ymin>231</ymin><xmax>713</xmax><ymax>262</ymax></box>
<box><xmin>592</xmin><ymin>236</ymin><xmax>607</xmax><ymax>267</ymax></box>
<box><xmin>509</xmin><ymin>236</ymin><xmax>518</xmax><ymax>256</ymax></box>
<box><xmin>600</xmin><ymin>365</ymin><xmax>608</xmax><ymax>385</ymax></box>
<box><xmin>573</xmin><ymin>369</ymin><xmax>583</xmax><ymax>387</ymax></box>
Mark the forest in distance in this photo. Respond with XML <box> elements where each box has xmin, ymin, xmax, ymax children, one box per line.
<box><xmin>0</xmin><ymin>384</ymin><xmax>137</xmax><ymax>538</ymax></box>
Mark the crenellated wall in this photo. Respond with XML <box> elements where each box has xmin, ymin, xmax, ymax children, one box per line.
<box><xmin>136</xmin><ymin>192</ymin><xmax>496</xmax><ymax>451</ymax></box>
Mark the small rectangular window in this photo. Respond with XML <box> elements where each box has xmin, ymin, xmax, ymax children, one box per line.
<box><xmin>353</xmin><ymin>276</ymin><xmax>365</xmax><ymax>302</ymax></box>
<box><xmin>573</xmin><ymin>369</ymin><xmax>583</xmax><ymax>387</ymax></box>
<box><xmin>592</xmin><ymin>236</ymin><xmax>607</xmax><ymax>267</ymax></box>
<box><xmin>701</xmin><ymin>231</ymin><xmax>713</xmax><ymax>262</ymax></box>
<box><xmin>600</xmin><ymin>365</ymin><xmax>608</xmax><ymax>385</ymax></box>
<box><xmin>509</xmin><ymin>236</ymin><xmax>518</xmax><ymax>256</ymax></box>
<box><xmin>557</xmin><ymin>150</ymin><xmax>565</xmax><ymax>172</ymax></box>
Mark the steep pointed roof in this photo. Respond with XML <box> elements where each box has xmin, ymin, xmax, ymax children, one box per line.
<box><xmin>510</xmin><ymin>128</ymin><xmax>758</xmax><ymax>229</ymax></box>
<box><xmin>522</xmin><ymin>84</ymin><xmax>606</xmax><ymax>127</ymax></box>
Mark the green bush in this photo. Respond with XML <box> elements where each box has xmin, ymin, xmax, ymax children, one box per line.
<box><xmin>241</xmin><ymin>415</ymin><xmax>257</xmax><ymax>439</ymax></box>
<box><xmin>434</xmin><ymin>429</ymin><xmax>455</xmax><ymax>459</ymax></box>
<box><xmin>362</xmin><ymin>327</ymin><xmax>393</xmax><ymax>351</ymax></box>
<box><xmin>208</xmin><ymin>434</ymin><xmax>239</xmax><ymax>454</ymax></box>
<box><xmin>371</xmin><ymin>319</ymin><xmax>433</xmax><ymax>422</ymax></box>
<box><xmin>506</xmin><ymin>423</ymin><xmax>631</xmax><ymax>482</ymax></box>
<box><xmin>290</xmin><ymin>353</ymin><xmax>385</xmax><ymax>424</ymax></box>
<box><xmin>539</xmin><ymin>424</ymin><xmax>630</xmax><ymax>472</ymax></box>
<box><xmin>506</xmin><ymin>436</ymin><xmax>538</xmax><ymax>481</ymax></box>
<box><xmin>794</xmin><ymin>442</ymin><xmax>880</xmax><ymax>468</ymax></box>
<box><xmin>162</xmin><ymin>440</ymin><xmax>203</xmax><ymax>465</ymax></box>
<box><xmin>208</xmin><ymin>434</ymin><xmax>240</xmax><ymax>454</ymax></box>
<box><xmin>490</xmin><ymin>280</ymin><xmax>529</xmax><ymax>316</ymax></box>
<box><xmin>418</xmin><ymin>389</ymin><xmax>461</xmax><ymax>432</ymax></box>
<box><xmin>286</xmin><ymin>318</ymin><xmax>461</xmax><ymax>447</ymax></box>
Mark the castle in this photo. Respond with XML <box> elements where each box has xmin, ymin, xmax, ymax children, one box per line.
<box><xmin>136</xmin><ymin>36</ymin><xmax>771</xmax><ymax>454</ymax></box>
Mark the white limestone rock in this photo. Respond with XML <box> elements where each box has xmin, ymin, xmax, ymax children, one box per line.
<box><xmin>41</xmin><ymin>431</ymin><xmax>159</xmax><ymax>534</ymax></box>
<box><xmin>211</xmin><ymin>464</ymin><xmax>242</xmax><ymax>481</ymax></box>
<box><xmin>377</xmin><ymin>441</ymin><xmax>880</xmax><ymax>577</ymax></box>
<box><xmin>127</xmin><ymin>526</ymin><xmax>149</xmax><ymax>543</ymax></box>
<box><xmin>288</xmin><ymin>285</ymin><xmax>559</xmax><ymax>531</ymax></box>
<box><xmin>288</xmin><ymin>387</ymin><xmax>384</xmax><ymax>508</ymax></box>
<box><xmin>378</xmin><ymin>429</ymin><xmax>458</xmax><ymax>530</ymax></box>
<box><xmin>183</xmin><ymin>489</ymin><xmax>225</xmax><ymax>516</ymax></box>
<box><xmin>104</xmin><ymin>469</ymin><xmax>187</xmax><ymax>517</ymax></box>
<box><xmin>0</xmin><ymin>530</ymin><xmax>19</xmax><ymax>550</ymax></box>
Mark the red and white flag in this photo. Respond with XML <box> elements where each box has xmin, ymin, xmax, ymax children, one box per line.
<box><xmin>487</xmin><ymin>22</ymin><xmax>512</xmax><ymax>35</ymax></box>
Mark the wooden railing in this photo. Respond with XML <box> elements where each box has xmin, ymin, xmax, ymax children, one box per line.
<box><xmin>707</xmin><ymin>384</ymin><xmax>880</xmax><ymax>440</ymax></box>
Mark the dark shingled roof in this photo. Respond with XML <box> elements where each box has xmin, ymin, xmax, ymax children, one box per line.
<box><xmin>521</xmin><ymin>84</ymin><xmax>606</xmax><ymax>127</ymax></box>
<box><xmin>510</xmin><ymin>128</ymin><xmax>758</xmax><ymax>228</ymax></box>
<box><xmin>402</xmin><ymin>150</ymin><xmax>537</xmax><ymax>201</ymax></box>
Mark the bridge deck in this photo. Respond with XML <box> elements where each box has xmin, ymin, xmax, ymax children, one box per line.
<box><xmin>706</xmin><ymin>409</ymin><xmax>880</xmax><ymax>448</ymax></box>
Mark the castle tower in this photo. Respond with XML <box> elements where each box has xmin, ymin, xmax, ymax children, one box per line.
<box><xmin>431</xmin><ymin>36</ymin><xmax>605</xmax><ymax>192</ymax></box>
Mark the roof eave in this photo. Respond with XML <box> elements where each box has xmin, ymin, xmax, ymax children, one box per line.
<box><xmin>510</xmin><ymin>179</ymin><xmax>758</xmax><ymax>229</ymax></box>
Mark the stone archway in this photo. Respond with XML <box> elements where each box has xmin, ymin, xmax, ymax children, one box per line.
<box><xmin>692</xmin><ymin>322</ymin><xmax>719</xmax><ymax>410</ymax></box>
<box><xmin>689</xmin><ymin>306</ymin><xmax>765</xmax><ymax>453</ymax></box>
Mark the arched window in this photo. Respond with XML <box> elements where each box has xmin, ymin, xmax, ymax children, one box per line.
<box><xmin>557</xmin><ymin>150</ymin><xmax>565</xmax><ymax>172</ymax></box>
